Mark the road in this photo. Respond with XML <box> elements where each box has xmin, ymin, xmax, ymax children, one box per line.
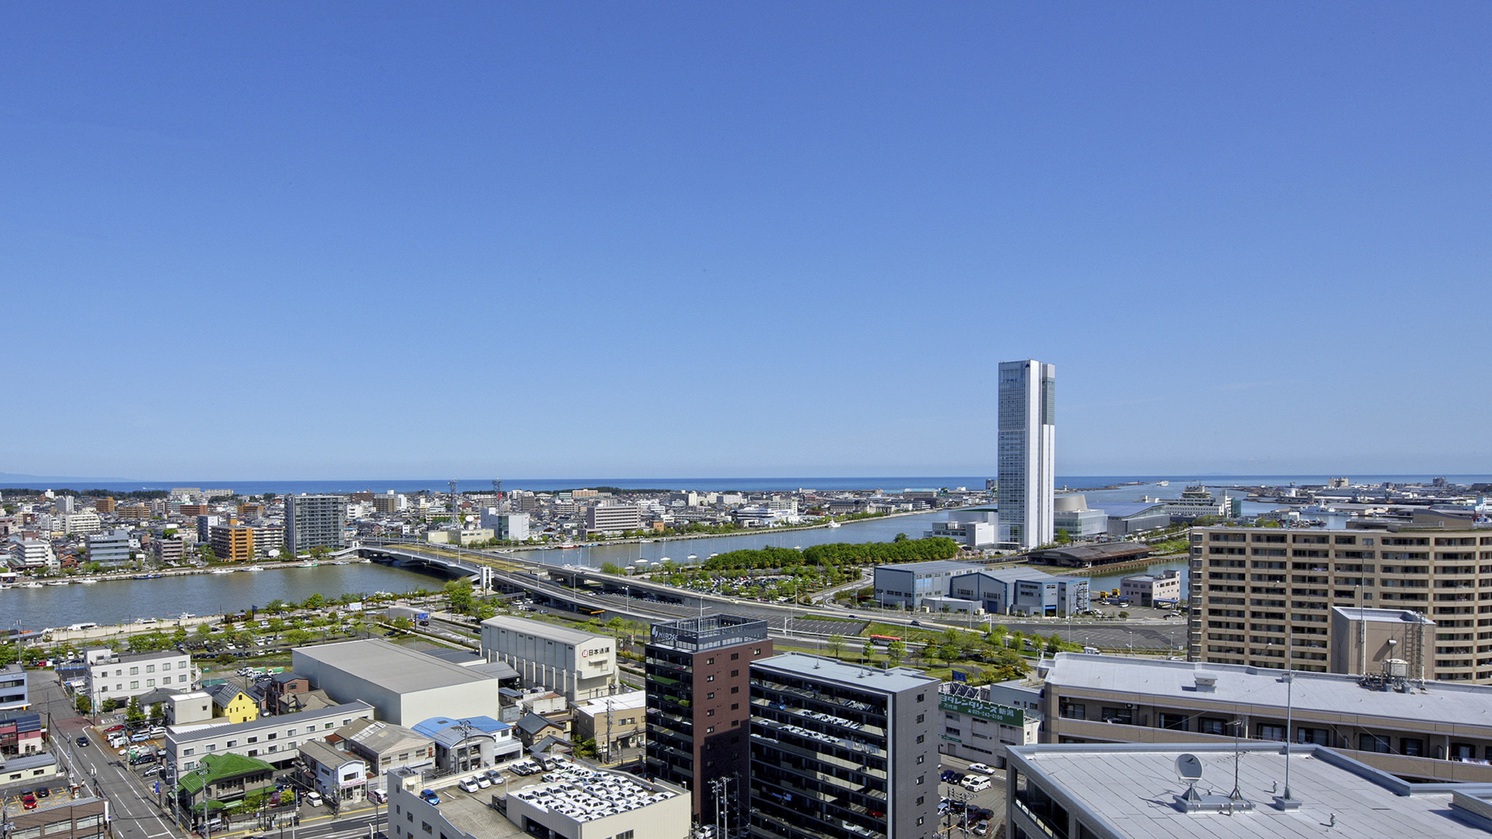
<box><xmin>29</xmin><ymin>672</ymin><xmax>392</xmax><ymax>839</ymax></box>
<box><xmin>30</xmin><ymin>675</ymin><xmax>182</xmax><ymax>839</ymax></box>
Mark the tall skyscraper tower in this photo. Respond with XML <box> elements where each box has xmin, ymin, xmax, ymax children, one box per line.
<box><xmin>998</xmin><ymin>359</ymin><xmax>1056</xmax><ymax>549</ymax></box>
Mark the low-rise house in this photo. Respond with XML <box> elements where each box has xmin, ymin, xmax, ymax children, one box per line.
<box><xmin>298</xmin><ymin>739</ymin><xmax>370</xmax><ymax>804</ymax></box>
<box><xmin>175</xmin><ymin>752</ymin><xmax>275</xmax><ymax>821</ymax></box>
<box><xmin>410</xmin><ymin>715</ymin><xmax>521</xmax><ymax>774</ymax></box>
<box><xmin>336</xmin><ymin>718</ymin><xmax>435</xmax><ymax>775</ymax></box>
<box><xmin>207</xmin><ymin>684</ymin><xmax>260</xmax><ymax>723</ymax></box>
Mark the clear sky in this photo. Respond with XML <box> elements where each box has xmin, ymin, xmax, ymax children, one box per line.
<box><xmin>4</xmin><ymin>3</ymin><xmax>1488</xmax><ymax>480</ymax></box>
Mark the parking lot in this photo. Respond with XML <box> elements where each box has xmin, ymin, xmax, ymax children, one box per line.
<box><xmin>936</xmin><ymin>755</ymin><xmax>1007</xmax><ymax>836</ymax></box>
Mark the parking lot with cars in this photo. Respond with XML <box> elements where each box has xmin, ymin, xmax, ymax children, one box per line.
<box><xmin>938</xmin><ymin>756</ymin><xmax>1007</xmax><ymax>837</ymax></box>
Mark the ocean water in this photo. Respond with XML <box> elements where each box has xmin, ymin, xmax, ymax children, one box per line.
<box><xmin>7</xmin><ymin>473</ymin><xmax>1488</xmax><ymax>495</ymax></box>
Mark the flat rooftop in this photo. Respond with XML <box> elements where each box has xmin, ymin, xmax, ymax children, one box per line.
<box><xmin>754</xmin><ymin>652</ymin><xmax>939</xmax><ymax>694</ymax></box>
<box><xmin>296</xmin><ymin>639</ymin><xmax>499</xmax><ymax>692</ymax></box>
<box><xmin>1046</xmin><ymin>653</ymin><xmax>1492</xmax><ymax>729</ymax></box>
<box><xmin>480</xmin><ymin>614</ymin><xmax>607</xmax><ymax>646</ymax></box>
<box><xmin>1009</xmin><ymin>742</ymin><xmax>1492</xmax><ymax>838</ymax></box>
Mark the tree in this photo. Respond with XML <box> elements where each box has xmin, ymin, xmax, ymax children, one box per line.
<box><xmin>125</xmin><ymin>696</ymin><xmax>145</xmax><ymax>729</ymax></box>
<box><xmin>149</xmin><ymin>703</ymin><xmax>165</xmax><ymax>726</ymax></box>
<box><xmin>1055</xmin><ymin>528</ymin><xmax>1072</xmax><ymax>545</ymax></box>
<box><xmin>303</xmin><ymin>593</ymin><xmax>325</xmax><ymax>610</ymax></box>
<box><xmin>887</xmin><ymin>639</ymin><xmax>907</xmax><ymax>664</ymax></box>
<box><xmin>827</xmin><ymin>634</ymin><xmax>845</xmax><ymax>659</ymax></box>
<box><xmin>445</xmin><ymin>580</ymin><xmax>475</xmax><ymax>615</ymax></box>
<box><xmin>862</xmin><ymin>640</ymin><xmax>875</xmax><ymax>662</ymax></box>
<box><xmin>1046</xmin><ymin>634</ymin><xmax>1063</xmax><ymax>654</ymax></box>
<box><xmin>75</xmin><ymin>695</ymin><xmax>93</xmax><ymax>715</ymax></box>
<box><xmin>101</xmin><ymin>698</ymin><xmax>119</xmax><ymax>713</ymax></box>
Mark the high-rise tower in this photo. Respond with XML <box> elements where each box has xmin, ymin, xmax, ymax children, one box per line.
<box><xmin>997</xmin><ymin>359</ymin><xmax>1056</xmax><ymax>549</ymax></box>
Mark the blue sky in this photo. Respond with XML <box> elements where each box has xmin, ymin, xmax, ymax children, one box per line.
<box><xmin>3</xmin><ymin>3</ymin><xmax>1488</xmax><ymax>480</ymax></box>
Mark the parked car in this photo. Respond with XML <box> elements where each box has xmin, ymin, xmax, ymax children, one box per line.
<box><xmin>130</xmin><ymin>733</ymin><xmax>150</xmax><ymax>744</ymax></box>
<box><xmin>368</xmin><ymin>789</ymin><xmax>387</xmax><ymax>804</ymax></box>
<box><xmin>458</xmin><ymin>778</ymin><xmax>480</xmax><ymax>793</ymax></box>
<box><xmin>966</xmin><ymin>763</ymin><xmax>995</xmax><ymax>775</ymax></box>
<box><xmin>420</xmin><ymin>789</ymin><xmax>440</xmax><ymax>806</ymax></box>
<box><xmin>105</xmin><ymin>724</ymin><xmax>125</xmax><ymax>733</ymax></box>
<box><xmin>21</xmin><ymin>792</ymin><xmax>38</xmax><ymax>810</ymax></box>
<box><xmin>476</xmin><ymin>775</ymin><xmax>492</xmax><ymax>789</ymax></box>
<box><xmin>36</xmin><ymin>787</ymin><xmax>51</xmax><ymax>799</ymax></box>
<box><xmin>961</xmin><ymin>775</ymin><xmax>992</xmax><ymax>793</ymax></box>
<box><xmin>304</xmin><ymin>792</ymin><xmax>323</xmax><ymax>807</ymax></box>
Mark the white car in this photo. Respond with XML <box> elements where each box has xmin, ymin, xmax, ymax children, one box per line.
<box><xmin>304</xmin><ymin>792</ymin><xmax>323</xmax><ymax>807</ymax></box>
<box><xmin>458</xmin><ymin>778</ymin><xmax>480</xmax><ymax>793</ymax></box>
<box><xmin>967</xmin><ymin>763</ymin><xmax>995</xmax><ymax>775</ymax></box>
<box><xmin>476</xmin><ymin>776</ymin><xmax>492</xmax><ymax>789</ymax></box>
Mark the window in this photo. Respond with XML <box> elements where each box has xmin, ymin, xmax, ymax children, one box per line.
<box><xmin>915</xmin><ymin>775</ymin><xmax>924</xmax><ymax>785</ymax></box>
<box><xmin>1198</xmin><ymin>718</ymin><xmax>1227</xmax><ymax>736</ymax></box>
<box><xmin>917</xmin><ymin>693</ymin><xmax>925</xmax><ymax>702</ymax></box>
<box><xmin>732</xmin><ymin>669</ymin><xmax>739</xmax><ymax>677</ymax></box>
<box><xmin>1403</xmin><ymin>738</ymin><xmax>1424</xmax><ymax>757</ymax></box>
<box><xmin>731</xmin><ymin>686</ymin><xmax>739</xmax><ymax>694</ymax></box>
<box><xmin>130</xmin><ymin>667</ymin><xmax>139</xmax><ymax>676</ymax></box>
<box><xmin>1359</xmin><ymin>734</ymin><xmax>1391</xmax><ymax>753</ymax></box>
<box><xmin>618</xmin><ymin>831</ymin><xmax>635</xmax><ymax>839</ymax></box>
<box><xmin>917</xmin><ymin>755</ymin><xmax>925</xmax><ymax>764</ymax></box>
<box><xmin>1159</xmin><ymin>713</ymin><xmax>1188</xmax><ymax>731</ymax></box>
<box><xmin>916</xmin><ymin>714</ymin><xmax>925</xmax><ymax>724</ymax></box>
<box><xmin>731</xmin><ymin>653</ymin><xmax>739</xmax><ymax>660</ymax></box>
<box><xmin>916</xmin><ymin>734</ymin><xmax>925</xmax><ymax>743</ymax></box>
<box><xmin>130</xmin><ymin>681</ymin><xmax>139</xmax><ymax>690</ymax></box>
<box><xmin>1257</xmin><ymin>724</ymin><xmax>1285</xmax><ymax>742</ymax></box>
<box><xmin>147</xmin><ymin>665</ymin><xmax>156</xmax><ymax>673</ymax></box>
<box><xmin>227</xmin><ymin>740</ymin><xmax>238</xmax><ymax>748</ymax></box>
<box><xmin>706</xmin><ymin>657</ymin><xmax>715</xmax><ymax>665</ymax></box>
<box><xmin>707</xmin><ymin>692</ymin><xmax>715</xmax><ymax>700</ymax></box>
<box><xmin>1101</xmin><ymin>707</ymin><xmax>1132</xmax><ymax>726</ymax></box>
<box><xmin>1059</xmin><ymin>701</ymin><xmax>1087</xmax><ymax>720</ymax></box>
<box><xmin>706</xmin><ymin>675</ymin><xmax>715</xmax><ymax>682</ymax></box>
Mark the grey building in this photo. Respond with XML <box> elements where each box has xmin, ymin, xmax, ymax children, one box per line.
<box><xmin>948</xmin><ymin>569</ymin><xmax>1090</xmax><ymax>617</ymax></box>
<box><xmin>285</xmin><ymin>494</ymin><xmax>347</xmax><ymax>554</ymax></box>
<box><xmin>85</xmin><ymin>529</ymin><xmax>132</xmax><ymax>565</ymax></box>
<box><xmin>873</xmin><ymin>560</ymin><xmax>982</xmax><ymax>609</ymax></box>
<box><xmin>0</xmin><ymin>663</ymin><xmax>28</xmax><ymax>711</ymax></box>
<box><xmin>749</xmin><ymin>653</ymin><xmax>940</xmax><ymax>839</ymax></box>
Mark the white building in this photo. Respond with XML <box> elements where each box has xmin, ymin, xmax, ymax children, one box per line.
<box><xmin>299</xmin><ymin>739</ymin><xmax>371</xmax><ymax>804</ymax></box>
<box><xmin>84</xmin><ymin>649</ymin><xmax>195</xmax><ymax>708</ymax></box>
<box><xmin>8</xmin><ymin>539</ymin><xmax>56</xmax><ymax>570</ymax></box>
<box><xmin>997</xmin><ymin>358</ymin><xmax>1056</xmax><ymax>549</ymax></box>
<box><xmin>480</xmin><ymin>509</ymin><xmax>531</xmax><ymax>541</ymax></box>
<box><xmin>480</xmin><ymin>615</ymin><xmax>616</xmax><ymax>702</ymax></box>
<box><xmin>61</xmin><ymin>511</ymin><xmax>103</xmax><ymax>535</ymax></box>
<box><xmin>583</xmin><ymin>503</ymin><xmax>641</xmax><ymax>535</ymax></box>
<box><xmin>927</xmin><ymin>508</ymin><xmax>999</xmax><ymax>547</ymax></box>
<box><xmin>167</xmin><ymin>700</ymin><xmax>375</xmax><ymax>773</ymax></box>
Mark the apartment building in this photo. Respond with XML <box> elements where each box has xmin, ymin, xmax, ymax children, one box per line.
<box><xmin>748</xmin><ymin>653</ymin><xmax>940</xmax><ymax>839</ymax></box>
<box><xmin>1188</xmin><ymin>524</ymin><xmax>1492</xmax><ymax>681</ymax></box>
<box><xmin>85</xmin><ymin>529</ymin><xmax>132</xmax><ymax>565</ymax></box>
<box><xmin>84</xmin><ymin>649</ymin><xmax>194</xmax><ymax>707</ymax></box>
<box><xmin>1</xmin><ymin>663</ymin><xmax>29</xmax><ymax>712</ymax></box>
<box><xmin>209</xmin><ymin>524</ymin><xmax>255</xmax><ymax>562</ymax></box>
<box><xmin>645</xmin><ymin>615</ymin><xmax>774</xmax><ymax>825</ymax></box>
<box><xmin>285</xmin><ymin>494</ymin><xmax>347</xmax><ymax>554</ymax></box>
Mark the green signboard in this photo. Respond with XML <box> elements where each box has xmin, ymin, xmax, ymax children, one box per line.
<box><xmin>940</xmin><ymin>693</ymin><xmax>1026</xmax><ymax>727</ymax></box>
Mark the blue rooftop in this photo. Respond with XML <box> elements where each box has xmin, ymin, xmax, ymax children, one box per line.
<box><xmin>411</xmin><ymin>715</ymin><xmax>509</xmax><ymax>738</ymax></box>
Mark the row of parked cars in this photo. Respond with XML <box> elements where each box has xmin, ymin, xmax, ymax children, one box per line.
<box><xmin>456</xmin><ymin>768</ymin><xmax>504</xmax><ymax>793</ymax></box>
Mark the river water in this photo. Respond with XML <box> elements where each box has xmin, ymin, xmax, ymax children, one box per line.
<box><xmin>3</xmin><ymin>482</ymin><xmax>1266</xmax><ymax>630</ymax></box>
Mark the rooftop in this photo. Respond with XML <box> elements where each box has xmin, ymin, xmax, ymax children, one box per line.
<box><xmin>1045</xmin><ymin>653</ymin><xmax>1492</xmax><ymax>728</ymax></box>
<box><xmin>873</xmin><ymin>560</ymin><xmax>981</xmax><ymax>574</ymax></box>
<box><xmin>168</xmin><ymin>700</ymin><xmax>372</xmax><ymax>743</ymax></box>
<box><xmin>295</xmin><ymin>639</ymin><xmax>499</xmax><ymax>692</ymax></box>
<box><xmin>1009</xmin><ymin>742</ymin><xmax>1492</xmax><ymax>838</ymax></box>
<box><xmin>480</xmin><ymin>614</ymin><xmax>608</xmax><ymax>646</ymax></box>
<box><xmin>753</xmin><ymin>652</ymin><xmax>940</xmax><ymax>694</ymax></box>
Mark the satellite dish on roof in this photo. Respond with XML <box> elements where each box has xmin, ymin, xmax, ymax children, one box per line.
<box><xmin>1176</xmin><ymin>753</ymin><xmax>1204</xmax><ymax>783</ymax></box>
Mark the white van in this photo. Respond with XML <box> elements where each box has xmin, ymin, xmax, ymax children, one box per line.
<box><xmin>961</xmin><ymin>774</ymin><xmax>992</xmax><ymax>792</ymax></box>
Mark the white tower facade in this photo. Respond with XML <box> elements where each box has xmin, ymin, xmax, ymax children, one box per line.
<box><xmin>997</xmin><ymin>359</ymin><xmax>1056</xmax><ymax>549</ymax></box>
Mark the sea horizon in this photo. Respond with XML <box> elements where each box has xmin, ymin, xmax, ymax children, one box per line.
<box><xmin>2</xmin><ymin>472</ymin><xmax>1489</xmax><ymax>496</ymax></box>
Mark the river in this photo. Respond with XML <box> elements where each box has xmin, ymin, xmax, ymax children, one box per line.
<box><xmin>1</xmin><ymin>562</ymin><xmax>450</xmax><ymax>632</ymax></box>
<box><xmin>5</xmin><ymin>490</ymin><xmax>1221</xmax><ymax>631</ymax></box>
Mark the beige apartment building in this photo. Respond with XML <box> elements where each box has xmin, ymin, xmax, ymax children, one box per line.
<box><xmin>1188</xmin><ymin>523</ymin><xmax>1492</xmax><ymax>681</ymax></box>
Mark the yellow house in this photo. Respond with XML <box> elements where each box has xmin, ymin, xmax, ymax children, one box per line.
<box><xmin>207</xmin><ymin>684</ymin><xmax>260</xmax><ymax>724</ymax></box>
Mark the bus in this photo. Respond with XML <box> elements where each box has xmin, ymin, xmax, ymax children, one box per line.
<box><xmin>868</xmin><ymin>634</ymin><xmax>901</xmax><ymax>645</ymax></box>
<box><xmin>580</xmin><ymin>607</ymin><xmax>605</xmax><ymax>616</ymax></box>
